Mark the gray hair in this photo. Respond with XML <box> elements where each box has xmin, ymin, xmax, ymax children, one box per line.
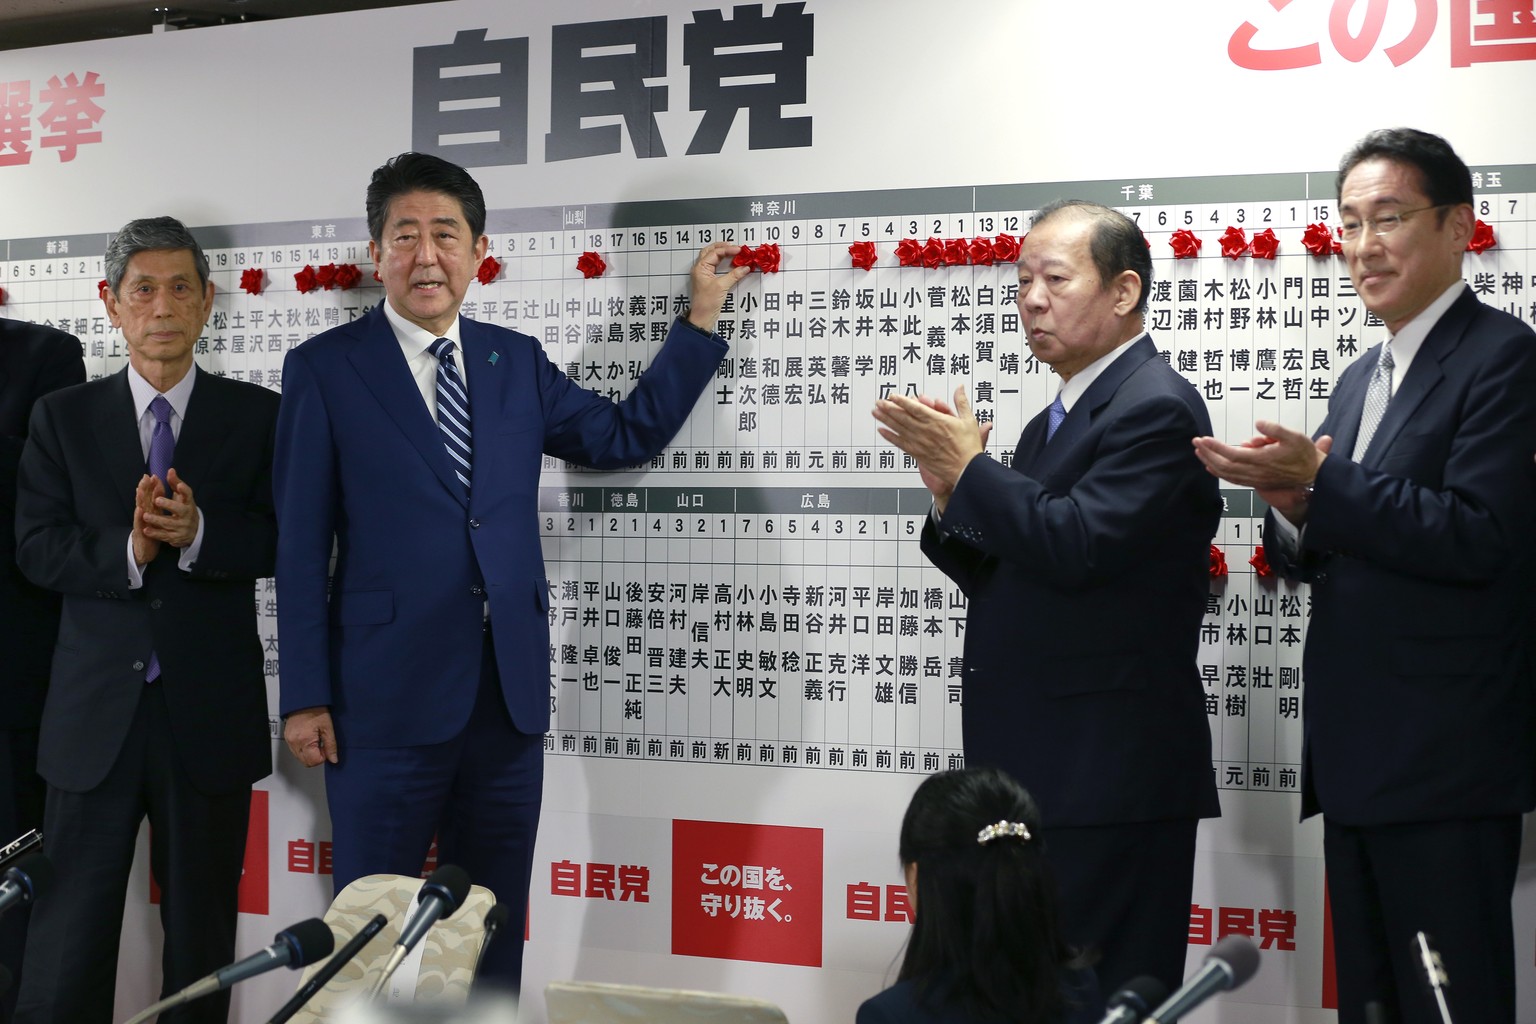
<box><xmin>103</xmin><ymin>216</ymin><xmax>210</xmax><ymax>294</ymax></box>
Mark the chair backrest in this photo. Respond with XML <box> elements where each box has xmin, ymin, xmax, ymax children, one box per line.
<box><xmin>545</xmin><ymin>980</ymin><xmax>790</xmax><ymax>1024</ymax></box>
<box><xmin>286</xmin><ymin>873</ymin><xmax>498</xmax><ymax>1023</ymax></box>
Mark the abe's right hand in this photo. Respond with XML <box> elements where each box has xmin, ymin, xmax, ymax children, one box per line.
<box><xmin>283</xmin><ymin>707</ymin><xmax>339</xmax><ymax>767</ymax></box>
<box><xmin>685</xmin><ymin>242</ymin><xmax>752</xmax><ymax>333</ymax></box>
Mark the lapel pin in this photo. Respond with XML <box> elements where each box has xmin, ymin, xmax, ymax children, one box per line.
<box><xmin>488</xmin><ymin>351</ymin><xmax>499</xmax><ymax>365</ymax></box>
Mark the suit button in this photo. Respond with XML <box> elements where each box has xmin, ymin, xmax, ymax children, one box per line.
<box><xmin>469</xmin><ymin>518</ymin><xmax>481</xmax><ymax>529</ymax></box>
<box><xmin>131</xmin><ymin>660</ymin><xmax>145</xmax><ymax>672</ymax></box>
<box><xmin>150</xmin><ymin>599</ymin><xmax>163</xmax><ymax>610</ymax></box>
<box><xmin>470</xmin><ymin>585</ymin><xmax>486</xmax><ymax>597</ymax></box>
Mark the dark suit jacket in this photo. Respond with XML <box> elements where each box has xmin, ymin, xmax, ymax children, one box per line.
<box><xmin>14</xmin><ymin>367</ymin><xmax>278</xmax><ymax>795</ymax></box>
<box><xmin>274</xmin><ymin>306</ymin><xmax>726</xmax><ymax>746</ymax></box>
<box><xmin>1265</xmin><ymin>287</ymin><xmax>1536</xmax><ymax>825</ymax></box>
<box><xmin>1</xmin><ymin>319</ymin><xmax>85</xmax><ymax>729</ymax></box>
<box><xmin>922</xmin><ymin>335</ymin><xmax>1221</xmax><ymax>828</ymax></box>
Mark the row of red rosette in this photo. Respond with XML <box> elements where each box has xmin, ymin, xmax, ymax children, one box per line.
<box><xmin>856</xmin><ymin>221</ymin><xmax>1497</xmax><ymax>268</ymax></box>
<box><xmin>1176</xmin><ymin>221</ymin><xmax>1497</xmax><ymax>259</ymax></box>
<box><xmin>45</xmin><ymin>216</ymin><xmax>1498</xmax><ymax>303</ymax></box>
<box><xmin>560</xmin><ymin>217</ymin><xmax>1499</xmax><ymax>284</ymax></box>
<box><xmin>567</xmin><ymin>219</ymin><xmax>1500</xmax><ymax>280</ymax></box>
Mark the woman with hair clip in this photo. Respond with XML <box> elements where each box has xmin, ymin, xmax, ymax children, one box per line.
<box><xmin>858</xmin><ymin>767</ymin><xmax>1099</xmax><ymax>1023</ymax></box>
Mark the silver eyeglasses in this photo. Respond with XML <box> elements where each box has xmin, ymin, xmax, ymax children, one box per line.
<box><xmin>1339</xmin><ymin>204</ymin><xmax>1450</xmax><ymax>242</ymax></box>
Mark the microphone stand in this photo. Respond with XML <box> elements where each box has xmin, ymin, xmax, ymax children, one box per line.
<box><xmin>1415</xmin><ymin>931</ymin><xmax>1454</xmax><ymax>1024</ymax></box>
<box><xmin>364</xmin><ymin>944</ymin><xmax>414</xmax><ymax>1002</ymax></box>
<box><xmin>123</xmin><ymin>977</ymin><xmax>222</xmax><ymax>1024</ymax></box>
<box><xmin>268</xmin><ymin>914</ymin><xmax>387</xmax><ymax>1024</ymax></box>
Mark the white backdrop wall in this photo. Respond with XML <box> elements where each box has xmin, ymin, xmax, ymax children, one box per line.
<box><xmin>2</xmin><ymin>2</ymin><xmax>1535</xmax><ymax>1022</ymax></box>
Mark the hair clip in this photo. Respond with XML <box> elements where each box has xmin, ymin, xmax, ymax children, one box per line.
<box><xmin>976</xmin><ymin>820</ymin><xmax>1031</xmax><ymax>845</ymax></box>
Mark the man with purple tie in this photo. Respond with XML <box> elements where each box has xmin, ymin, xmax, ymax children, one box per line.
<box><xmin>13</xmin><ymin>216</ymin><xmax>276</xmax><ymax>1024</ymax></box>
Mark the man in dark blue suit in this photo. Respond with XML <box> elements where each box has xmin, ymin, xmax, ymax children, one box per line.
<box><xmin>874</xmin><ymin>200</ymin><xmax>1221</xmax><ymax>999</ymax></box>
<box><xmin>275</xmin><ymin>152</ymin><xmax>748</xmax><ymax>992</ymax></box>
<box><xmin>1195</xmin><ymin>128</ymin><xmax>1536</xmax><ymax>1024</ymax></box>
<box><xmin>14</xmin><ymin>217</ymin><xmax>277</xmax><ymax>1024</ymax></box>
<box><xmin>0</xmin><ymin>316</ymin><xmax>83</xmax><ymax>1020</ymax></box>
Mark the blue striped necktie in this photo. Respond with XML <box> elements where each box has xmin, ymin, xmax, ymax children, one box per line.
<box><xmin>429</xmin><ymin>338</ymin><xmax>472</xmax><ymax>493</ymax></box>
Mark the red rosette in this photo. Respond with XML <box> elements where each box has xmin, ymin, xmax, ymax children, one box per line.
<box><xmin>1250</xmin><ymin>228</ymin><xmax>1280</xmax><ymax>260</ymax></box>
<box><xmin>239</xmin><ymin>268</ymin><xmax>265</xmax><ymax>295</ymax></box>
<box><xmin>942</xmin><ymin>238</ymin><xmax>969</xmax><ymax>266</ymax></box>
<box><xmin>1249</xmin><ymin>545</ymin><xmax>1273</xmax><ymax>578</ymax></box>
<box><xmin>1219</xmin><ymin>226</ymin><xmax>1249</xmax><ymax>260</ymax></box>
<box><xmin>920</xmin><ymin>237</ymin><xmax>945</xmax><ymax>269</ymax></box>
<box><xmin>1301</xmin><ymin>223</ymin><xmax>1338</xmax><ymax>257</ymax></box>
<box><xmin>314</xmin><ymin>263</ymin><xmax>339</xmax><ymax>290</ymax></box>
<box><xmin>968</xmin><ymin>237</ymin><xmax>996</xmax><ymax>266</ymax></box>
<box><xmin>477</xmin><ymin>255</ymin><xmax>503</xmax><ymax>285</ymax></box>
<box><xmin>732</xmin><ymin>245</ymin><xmax>756</xmax><ymax>268</ymax></box>
<box><xmin>1169</xmin><ymin>229</ymin><xmax>1202</xmax><ymax>259</ymax></box>
<box><xmin>992</xmin><ymin>233</ymin><xmax>1021</xmax><ymax>262</ymax></box>
<box><xmin>0</xmin><ymin>286</ymin><xmax>5</xmax><ymax>306</ymax></box>
<box><xmin>577</xmin><ymin>251</ymin><xmax>607</xmax><ymax>279</ymax></box>
<box><xmin>751</xmin><ymin>243</ymin><xmax>782</xmax><ymax>273</ymax></box>
<box><xmin>333</xmin><ymin>263</ymin><xmax>363</xmax><ymax>290</ymax></box>
<box><xmin>97</xmin><ymin>278</ymin><xmax>108</xmax><ymax>297</ymax></box>
<box><xmin>894</xmin><ymin>238</ymin><xmax>923</xmax><ymax>267</ymax></box>
<box><xmin>372</xmin><ymin>270</ymin><xmax>382</xmax><ymax>282</ymax></box>
<box><xmin>849</xmin><ymin>240</ymin><xmax>878</xmax><ymax>271</ymax></box>
<box><xmin>1209</xmin><ymin>544</ymin><xmax>1229</xmax><ymax>579</ymax></box>
<box><xmin>1467</xmin><ymin>220</ymin><xmax>1497</xmax><ymax>254</ymax></box>
<box><xmin>294</xmin><ymin>265</ymin><xmax>319</xmax><ymax>294</ymax></box>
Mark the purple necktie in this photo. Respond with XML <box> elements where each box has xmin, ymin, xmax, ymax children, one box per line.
<box><xmin>1045</xmin><ymin>394</ymin><xmax>1066</xmax><ymax>442</ymax></box>
<box><xmin>145</xmin><ymin>395</ymin><xmax>173</xmax><ymax>683</ymax></box>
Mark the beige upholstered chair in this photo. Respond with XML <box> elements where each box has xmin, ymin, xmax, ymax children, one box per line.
<box><xmin>545</xmin><ymin>980</ymin><xmax>790</xmax><ymax>1023</ymax></box>
<box><xmin>283</xmin><ymin>873</ymin><xmax>498</xmax><ymax>1023</ymax></box>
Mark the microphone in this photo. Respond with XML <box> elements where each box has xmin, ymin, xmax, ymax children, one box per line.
<box><xmin>0</xmin><ymin>853</ymin><xmax>54</xmax><ymax>917</ymax></box>
<box><xmin>472</xmin><ymin>903</ymin><xmax>510</xmax><ymax>984</ymax></box>
<box><xmin>123</xmin><ymin>918</ymin><xmax>334</xmax><ymax>1024</ymax></box>
<box><xmin>1146</xmin><ymin>935</ymin><xmax>1260</xmax><ymax>1023</ymax></box>
<box><xmin>1097</xmin><ymin>975</ymin><xmax>1169</xmax><ymax>1024</ymax></box>
<box><xmin>1415</xmin><ymin>931</ymin><xmax>1455</xmax><ymax>1024</ymax></box>
<box><xmin>363</xmin><ymin>865</ymin><xmax>472</xmax><ymax>1000</ymax></box>
<box><xmin>267</xmin><ymin>913</ymin><xmax>388</xmax><ymax>1024</ymax></box>
<box><xmin>0</xmin><ymin>829</ymin><xmax>43</xmax><ymax>870</ymax></box>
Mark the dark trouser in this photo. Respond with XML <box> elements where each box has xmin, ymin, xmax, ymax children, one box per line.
<box><xmin>1043</xmin><ymin>818</ymin><xmax>1200</xmax><ymax>1004</ymax></box>
<box><xmin>325</xmin><ymin>630</ymin><xmax>543</xmax><ymax>993</ymax></box>
<box><xmin>1324</xmin><ymin>815</ymin><xmax>1520</xmax><ymax>1024</ymax></box>
<box><xmin>14</xmin><ymin>683</ymin><xmax>250</xmax><ymax>1024</ymax></box>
